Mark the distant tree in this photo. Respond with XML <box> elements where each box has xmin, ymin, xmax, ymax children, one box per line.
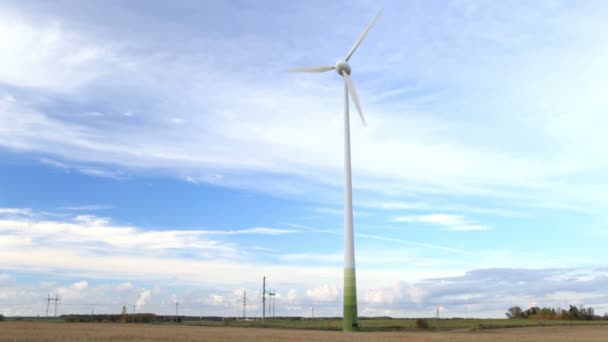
<box><xmin>506</xmin><ymin>306</ymin><xmax>525</xmax><ymax>319</ymax></box>
<box><xmin>568</xmin><ymin>305</ymin><xmax>581</xmax><ymax>320</ymax></box>
<box><xmin>510</xmin><ymin>305</ymin><xmax>598</xmax><ymax>321</ymax></box>
<box><xmin>532</xmin><ymin>307</ymin><xmax>556</xmax><ymax>320</ymax></box>
<box><xmin>579</xmin><ymin>306</ymin><xmax>594</xmax><ymax>320</ymax></box>
<box><xmin>0</xmin><ymin>314</ymin><xmax>4</xmax><ymax>321</ymax></box>
<box><xmin>524</xmin><ymin>306</ymin><xmax>540</xmax><ymax>318</ymax></box>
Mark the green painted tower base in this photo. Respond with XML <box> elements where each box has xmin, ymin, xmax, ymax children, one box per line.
<box><xmin>343</xmin><ymin>267</ymin><xmax>359</xmax><ymax>331</ymax></box>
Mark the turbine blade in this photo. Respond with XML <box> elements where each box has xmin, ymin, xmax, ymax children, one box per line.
<box><xmin>343</xmin><ymin>73</ymin><xmax>366</xmax><ymax>126</ymax></box>
<box><xmin>286</xmin><ymin>65</ymin><xmax>335</xmax><ymax>73</ymax></box>
<box><xmin>344</xmin><ymin>9</ymin><xmax>383</xmax><ymax>62</ymax></box>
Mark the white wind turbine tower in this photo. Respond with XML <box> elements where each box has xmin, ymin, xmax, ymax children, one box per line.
<box><xmin>288</xmin><ymin>10</ymin><xmax>382</xmax><ymax>332</ymax></box>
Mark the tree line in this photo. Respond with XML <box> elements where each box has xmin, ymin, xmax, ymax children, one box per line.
<box><xmin>506</xmin><ymin>305</ymin><xmax>608</xmax><ymax>320</ymax></box>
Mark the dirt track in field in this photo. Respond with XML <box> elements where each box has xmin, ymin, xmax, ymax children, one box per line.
<box><xmin>2</xmin><ymin>321</ymin><xmax>608</xmax><ymax>341</ymax></box>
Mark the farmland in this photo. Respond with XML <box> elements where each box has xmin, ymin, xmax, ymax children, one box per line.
<box><xmin>3</xmin><ymin>320</ymin><xmax>608</xmax><ymax>341</ymax></box>
<box><xmin>187</xmin><ymin>317</ymin><xmax>608</xmax><ymax>331</ymax></box>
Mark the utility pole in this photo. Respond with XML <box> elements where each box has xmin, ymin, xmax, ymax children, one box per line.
<box><xmin>269</xmin><ymin>289</ymin><xmax>275</xmax><ymax>319</ymax></box>
<box><xmin>175</xmin><ymin>300</ymin><xmax>179</xmax><ymax>322</ymax></box>
<box><xmin>312</xmin><ymin>307</ymin><xmax>315</xmax><ymax>319</ymax></box>
<box><xmin>262</xmin><ymin>276</ymin><xmax>266</xmax><ymax>320</ymax></box>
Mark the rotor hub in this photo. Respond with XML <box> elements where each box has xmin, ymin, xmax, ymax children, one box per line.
<box><xmin>335</xmin><ymin>60</ymin><xmax>351</xmax><ymax>75</ymax></box>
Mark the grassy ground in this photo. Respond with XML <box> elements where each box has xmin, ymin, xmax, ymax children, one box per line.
<box><xmin>3</xmin><ymin>321</ymin><xmax>608</xmax><ymax>341</ymax></box>
<box><xmin>180</xmin><ymin>318</ymin><xmax>608</xmax><ymax>331</ymax></box>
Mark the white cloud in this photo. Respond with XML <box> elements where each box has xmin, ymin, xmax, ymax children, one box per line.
<box><xmin>203</xmin><ymin>294</ymin><xmax>225</xmax><ymax>306</ymax></box>
<box><xmin>116</xmin><ymin>282</ymin><xmax>134</xmax><ymax>292</ymax></box>
<box><xmin>0</xmin><ymin>210</ymin><xmax>343</xmax><ymax>287</ymax></box>
<box><xmin>0</xmin><ymin>208</ymin><xmax>32</xmax><ymax>216</ymax></box>
<box><xmin>2</xmin><ymin>264</ymin><xmax>608</xmax><ymax>318</ymax></box>
<box><xmin>359</xmin><ymin>201</ymin><xmax>427</xmax><ymax>210</ymax></box>
<box><xmin>0</xmin><ymin>212</ymin><xmax>302</xmax><ymax>263</ymax></box>
<box><xmin>59</xmin><ymin>205</ymin><xmax>112</xmax><ymax>211</ymax></box>
<box><xmin>135</xmin><ymin>289</ymin><xmax>151</xmax><ymax>307</ymax></box>
<box><xmin>0</xmin><ymin>214</ymin><xmax>236</xmax><ymax>255</ymax></box>
<box><xmin>306</xmin><ymin>284</ymin><xmax>339</xmax><ymax>302</ymax></box>
<box><xmin>76</xmin><ymin>167</ymin><xmax>125</xmax><ymax>180</ymax></box>
<box><xmin>251</xmin><ymin>246</ymin><xmax>276</xmax><ymax>252</ymax></box>
<box><xmin>356</xmin><ymin>233</ymin><xmax>469</xmax><ymax>255</ymax></box>
<box><xmin>0</xmin><ymin>210</ymin><xmax>478</xmax><ymax>299</ymax></box>
<box><xmin>80</xmin><ymin>111</ymin><xmax>104</xmax><ymax>117</ymax></box>
<box><xmin>71</xmin><ymin>280</ymin><xmax>88</xmax><ymax>291</ymax></box>
<box><xmin>0</xmin><ymin>8</ymin><xmax>123</xmax><ymax>91</ymax></box>
<box><xmin>229</xmin><ymin>227</ymin><xmax>296</xmax><ymax>235</ymax></box>
<box><xmin>1</xmin><ymin>2</ymin><xmax>608</xmax><ymax>318</ymax></box>
<box><xmin>314</xmin><ymin>207</ymin><xmax>369</xmax><ymax>217</ymax></box>
<box><xmin>0</xmin><ymin>273</ymin><xmax>14</xmax><ymax>285</ymax></box>
<box><xmin>314</xmin><ymin>207</ymin><xmax>343</xmax><ymax>215</ymax></box>
<box><xmin>279</xmin><ymin>250</ymin><xmax>419</xmax><ymax>266</ymax></box>
<box><xmin>39</xmin><ymin>280</ymin><xmax>56</xmax><ymax>288</ymax></box>
<box><xmin>1</xmin><ymin>3</ymin><xmax>607</xmax><ymax>216</ymax></box>
<box><xmin>287</xmin><ymin>289</ymin><xmax>298</xmax><ymax>302</ymax></box>
<box><xmin>39</xmin><ymin>158</ymin><xmax>70</xmax><ymax>170</ymax></box>
<box><xmin>392</xmin><ymin>214</ymin><xmax>489</xmax><ymax>231</ymax></box>
<box><xmin>418</xmin><ymin>214</ymin><xmax>465</xmax><ymax>226</ymax></box>
<box><xmin>40</xmin><ymin>157</ymin><xmax>126</xmax><ymax>180</ymax></box>
<box><xmin>280</xmin><ymin>253</ymin><xmax>342</xmax><ymax>263</ymax></box>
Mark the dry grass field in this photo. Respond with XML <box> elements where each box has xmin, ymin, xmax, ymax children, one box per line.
<box><xmin>2</xmin><ymin>321</ymin><xmax>608</xmax><ymax>341</ymax></box>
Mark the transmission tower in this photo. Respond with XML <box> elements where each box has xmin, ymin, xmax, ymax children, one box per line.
<box><xmin>267</xmin><ymin>289</ymin><xmax>272</xmax><ymax>319</ymax></box>
<box><xmin>45</xmin><ymin>293</ymin><xmax>51</xmax><ymax>317</ymax></box>
<box><xmin>269</xmin><ymin>289</ymin><xmax>276</xmax><ymax>319</ymax></box>
<box><xmin>53</xmin><ymin>294</ymin><xmax>60</xmax><ymax>318</ymax></box>
<box><xmin>121</xmin><ymin>305</ymin><xmax>128</xmax><ymax>323</ymax></box>
<box><xmin>242</xmin><ymin>290</ymin><xmax>247</xmax><ymax>320</ymax></box>
<box><xmin>262</xmin><ymin>276</ymin><xmax>266</xmax><ymax>320</ymax></box>
<box><xmin>435</xmin><ymin>307</ymin><xmax>440</xmax><ymax>328</ymax></box>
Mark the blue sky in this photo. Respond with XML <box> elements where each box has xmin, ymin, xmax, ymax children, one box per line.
<box><xmin>1</xmin><ymin>0</ymin><xmax>608</xmax><ymax>318</ymax></box>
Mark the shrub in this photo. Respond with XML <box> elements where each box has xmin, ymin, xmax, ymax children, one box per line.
<box><xmin>415</xmin><ymin>318</ymin><xmax>430</xmax><ymax>329</ymax></box>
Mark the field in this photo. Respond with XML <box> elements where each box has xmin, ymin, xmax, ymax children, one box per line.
<box><xmin>186</xmin><ymin>317</ymin><xmax>608</xmax><ymax>331</ymax></box>
<box><xmin>3</xmin><ymin>320</ymin><xmax>608</xmax><ymax>341</ymax></box>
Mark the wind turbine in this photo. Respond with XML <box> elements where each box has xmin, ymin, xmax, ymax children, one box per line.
<box><xmin>288</xmin><ymin>10</ymin><xmax>382</xmax><ymax>332</ymax></box>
